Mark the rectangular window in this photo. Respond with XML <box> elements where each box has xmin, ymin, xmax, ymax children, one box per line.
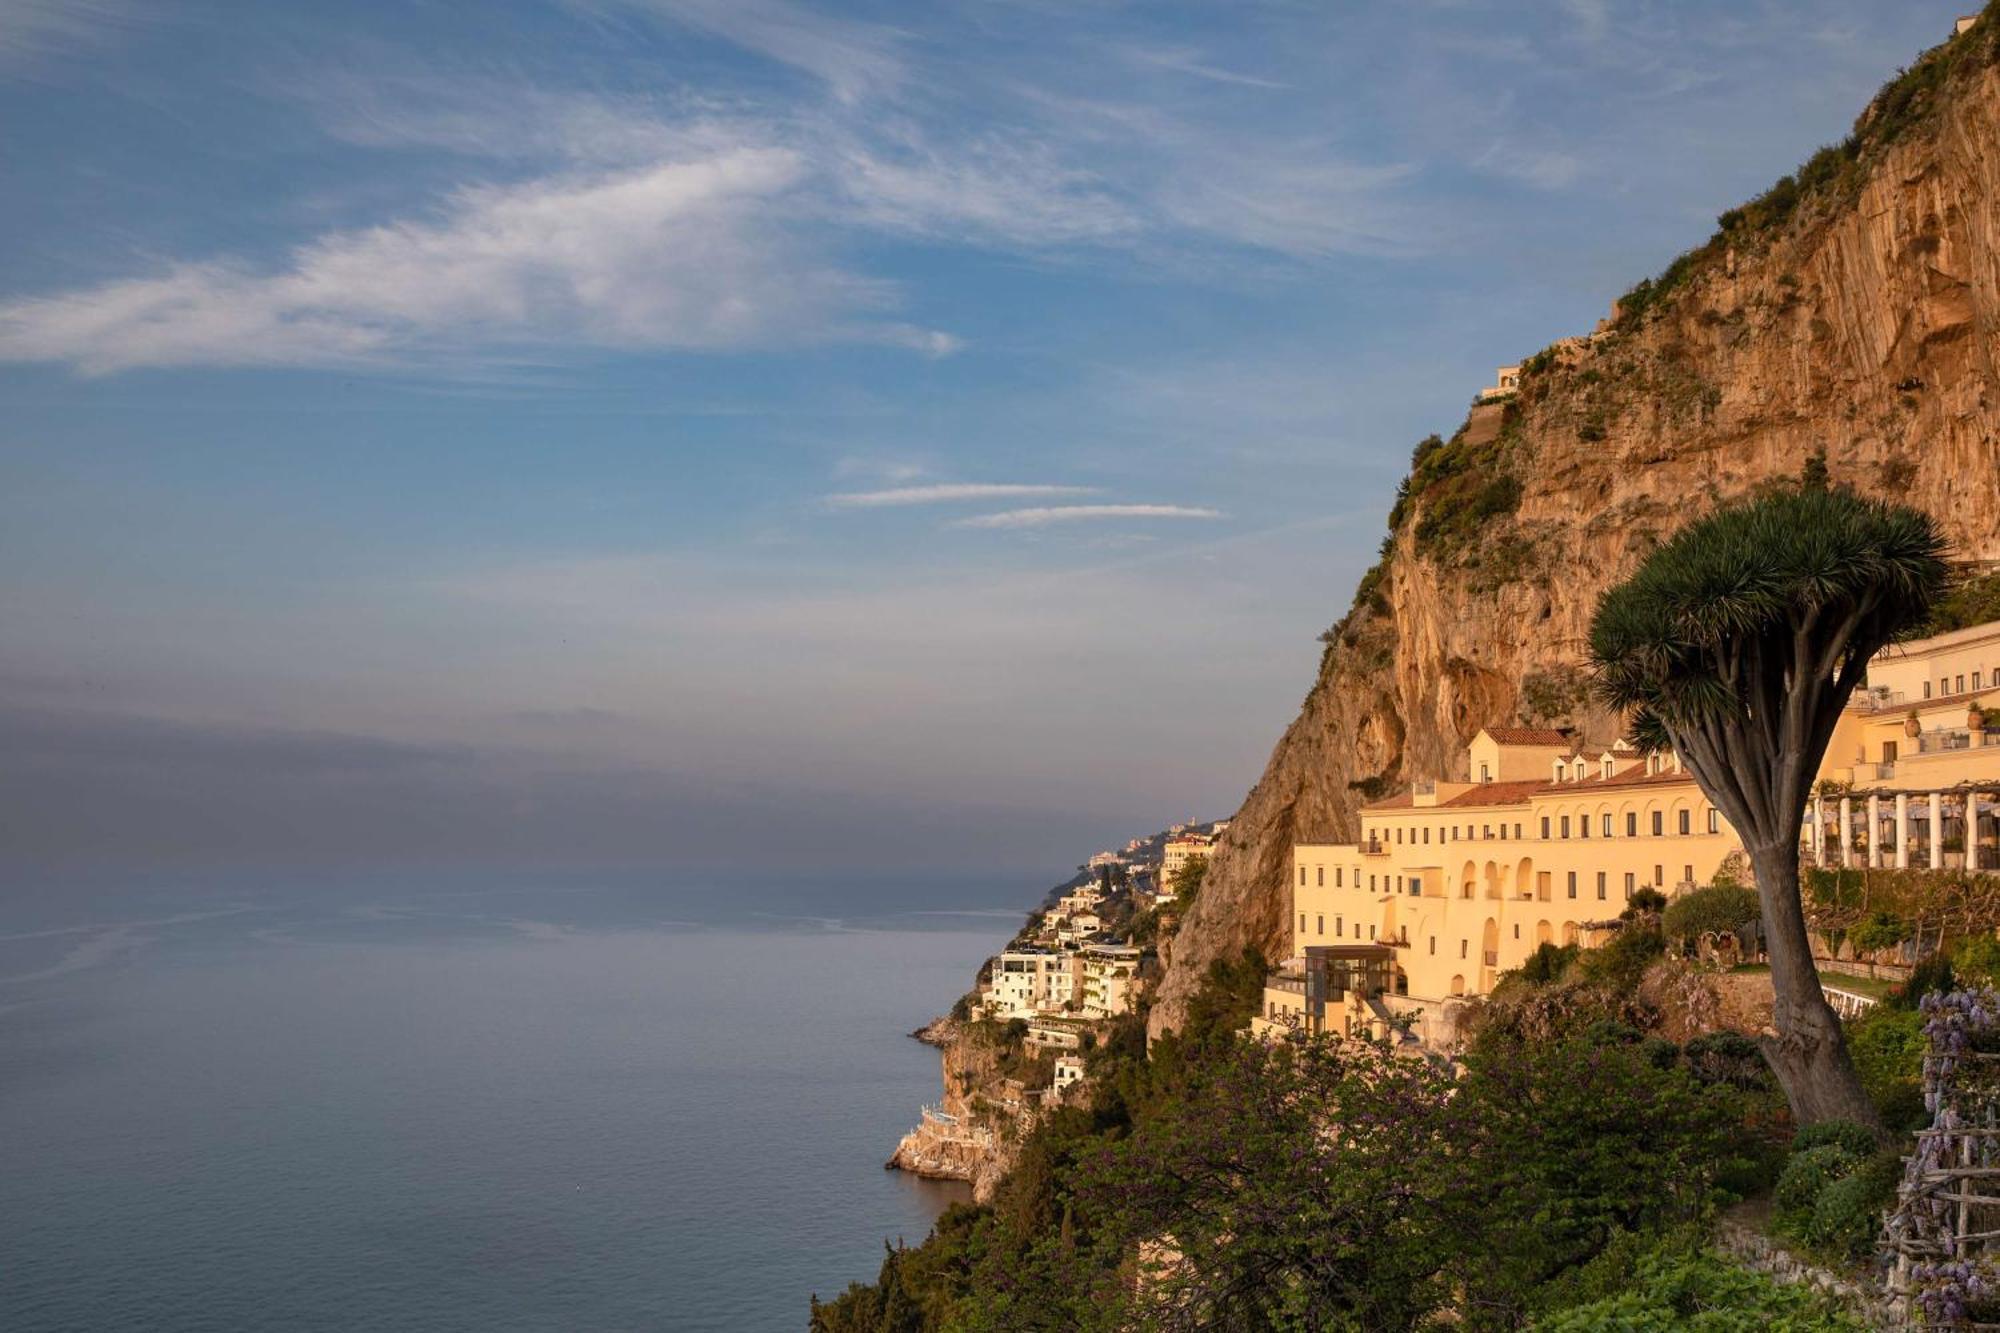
<box><xmin>1316</xmin><ymin>914</ymin><xmax>1324</xmax><ymax>935</ymax></box>
<box><xmin>1560</xmin><ymin>816</ymin><xmax>1571</xmax><ymax>838</ymax></box>
<box><xmin>1707</xmin><ymin>809</ymin><xmax>1719</xmax><ymax>834</ymax></box>
<box><xmin>1423</xmin><ymin>828</ymin><xmax>1431</xmax><ymax>844</ymax></box>
<box><xmin>1625</xmin><ymin>872</ymin><xmax>1636</xmax><ymax>895</ymax></box>
<box><xmin>1651</xmin><ymin>811</ymin><xmax>1664</xmax><ymax>836</ymax></box>
<box><xmin>1369</xmin><ymin>876</ymin><xmax>1376</xmax><ymax>891</ymax></box>
<box><xmin>1627</xmin><ymin>812</ymin><xmax>1637</xmax><ymax>836</ymax></box>
<box><xmin>1460</xmin><ymin>940</ymin><xmax>1467</xmax><ymax>958</ymax></box>
<box><xmin>1678</xmin><ymin>810</ymin><xmax>1691</xmax><ymax>836</ymax></box>
<box><xmin>1429</xmin><ymin>936</ymin><xmax>1436</xmax><ymax>955</ymax></box>
<box><xmin>1541</xmin><ymin>816</ymin><xmax>1550</xmax><ymax>838</ymax></box>
<box><xmin>1337</xmin><ymin>916</ymin><xmax>1344</xmax><ymax>936</ymax></box>
<box><xmin>1977</xmin><ymin>671</ymin><xmax>1985</xmax><ymax>690</ymax></box>
<box><xmin>1683</xmin><ymin>864</ymin><xmax>1694</xmax><ymax>884</ymax></box>
<box><xmin>1597</xmin><ymin>871</ymin><xmax>1607</xmax><ymax>899</ymax></box>
<box><xmin>1603</xmin><ymin>813</ymin><xmax>1613</xmax><ymax>837</ymax></box>
<box><xmin>1515</xmin><ymin>823</ymin><xmax>1523</xmax><ymax>838</ymax></box>
<box><xmin>1566</xmin><ymin>871</ymin><xmax>1577</xmax><ymax>898</ymax></box>
<box><xmin>1299</xmin><ymin>912</ymin><xmax>1307</xmax><ymax>933</ymax></box>
<box><xmin>1958</xmin><ymin>674</ymin><xmax>1966</xmax><ymax>694</ymax></box>
<box><xmin>1514</xmin><ymin>923</ymin><xmax>1520</xmax><ymax>939</ymax></box>
<box><xmin>1336</xmin><ymin>868</ymin><xmax>1343</xmax><ymax>887</ymax></box>
<box><xmin>1299</xmin><ymin>866</ymin><xmax>1306</xmax><ymax>886</ymax></box>
<box><xmin>1924</xmin><ymin>682</ymin><xmax>1933</xmax><ymax>699</ymax></box>
<box><xmin>1316</xmin><ymin>866</ymin><xmax>1324</xmax><ymax>886</ymax></box>
<box><xmin>1655</xmin><ymin>865</ymin><xmax>1664</xmax><ymax>885</ymax></box>
<box><xmin>1581</xmin><ymin>815</ymin><xmax>1590</xmax><ymax>839</ymax></box>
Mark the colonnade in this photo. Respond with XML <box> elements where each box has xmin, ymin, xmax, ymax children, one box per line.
<box><xmin>1809</xmin><ymin>790</ymin><xmax>1996</xmax><ymax>871</ymax></box>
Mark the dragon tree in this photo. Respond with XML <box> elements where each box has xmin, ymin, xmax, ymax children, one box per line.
<box><xmin>1589</xmin><ymin>471</ymin><xmax>1948</xmax><ymax>1125</ymax></box>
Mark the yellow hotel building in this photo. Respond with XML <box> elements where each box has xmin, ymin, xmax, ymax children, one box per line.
<box><xmin>1258</xmin><ymin>621</ymin><xmax>2000</xmax><ymax>1048</ymax></box>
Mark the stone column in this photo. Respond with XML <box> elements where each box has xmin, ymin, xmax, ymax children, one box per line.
<box><xmin>1931</xmin><ymin>792</ymin><xmax>1945</xmax><ymax>871</ymax></box>
<box><xmin>1896</xmin><ymin>792</ymin><xmax>1910</xmax><ymax>869</ymax></box>
<box><xmin>1813</xmin><ymin>796</ymin><xmax>1827</xmax><ymax>867</ymax></box>
<box><xmin>1975</xmin><ymin>792</ymin><xmax>1987</xmax><ymax>872</ymax></box>
<box><xmin>1841</xmin><ymin>796</ymin><xmax>1854</xmax><ymax>868</ymax></box>
<box><xmin>1868</xmin><ymin>794</ymin><xmax>1883</xmax><ymax>868</ymax></box>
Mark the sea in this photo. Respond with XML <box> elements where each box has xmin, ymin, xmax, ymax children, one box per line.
<box><xmin>0</xmin><ymin>869</ymin><xmax>1022</xmax><ymax>1331</ymax></box>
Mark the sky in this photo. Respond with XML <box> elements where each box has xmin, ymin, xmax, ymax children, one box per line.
<box><xmin>0</xmin><ymin>0</ymin><xmax>1968</xmax><ymax>885</ymax></box>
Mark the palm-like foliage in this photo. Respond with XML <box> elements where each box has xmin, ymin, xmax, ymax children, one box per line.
<box><xmin>1589</xmin><ymin>482</ymin><xmax>1948</xmax><ymax>1124</ymax></box>
<box><xmin>1592</xmin><ymin>487</ymin><xmax>1947</xmax><ymax>827</ymax></box>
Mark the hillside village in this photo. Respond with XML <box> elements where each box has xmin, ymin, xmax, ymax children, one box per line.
<box><xmin>830</xmin><ymin>11</ymin><xmax>2000</xmax><ymax>1329</ymax></box>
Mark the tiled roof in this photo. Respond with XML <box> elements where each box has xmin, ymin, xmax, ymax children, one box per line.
<box><xmin>1481</xmin><ymin>726</ymin><xmax>1571</xmax><ymax>746</ymax></box>
<box><xmin>1362</xmin><ymin>766</ymin><xmax>1700</xmax><ymax>812</ymax></box>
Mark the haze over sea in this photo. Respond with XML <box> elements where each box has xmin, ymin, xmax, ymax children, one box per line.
<box><xmin>0</xmin><ymin>871</ymin><xmax>1016</xmax><ymax>1331</ymax></box>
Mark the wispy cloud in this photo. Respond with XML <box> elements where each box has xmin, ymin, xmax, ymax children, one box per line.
<box><xmin>595</xmin><ymin>0</ymin><xmax>906</xmax><ymax>104</ymax></box>
<box><xmin>823</xmin><ymin>483</ymin><xmax>1095</xmax><ymax>509</ymax></box>
<box><xmin>0</xmin><ymin>148</ymin><xmax>957</xmax><ymax>374</ymax></box>
<box><xmin>0</xmin><ymin>0</ymin><xmax>133</xmax><ymax>69</ymax></box>
<box><xmin>1117</xmin><ymin>44</ymin><xmax>1291</xmax><ymax>91</ymax></box>
<box><xmin>954</xmin><ymin>504</ymin><xmax>1224</xmax><ymax>530</ymax></box>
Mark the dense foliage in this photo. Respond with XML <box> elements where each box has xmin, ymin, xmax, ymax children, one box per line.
<box><xmin>1663</xmin><ymin>883</ymin><xmax>1762</xmax><ymax>947</ymax></box>
<box><xmin>1528</xmin><ymin>1246</ymin><xmax>1868</xmax><ymax>1331</ymax></box>
<box><xmin>814</xmin><ymin>927</ymin><xmax>1829</xmax><ymax>1331</ymax></box>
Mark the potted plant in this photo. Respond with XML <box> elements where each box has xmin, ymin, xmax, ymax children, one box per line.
<box><xmin>1907</xmin><ymin>709</ymin><xmax>1924</xmax><ymax>738</ymax></box>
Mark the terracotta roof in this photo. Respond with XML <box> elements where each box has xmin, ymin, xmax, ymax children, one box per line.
<box><xmin>1362</xmin><ymin>765</ymin><xmax>1700</xmax><ymax>813</ymax></box>
<box><xmin>1481</xmin><ymin>726</ymin><xmax>1571</xmax><ymax>746</ymax></box>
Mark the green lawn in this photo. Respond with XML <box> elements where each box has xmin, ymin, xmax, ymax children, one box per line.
<box><xmin>1730</xmin><ymin>962</ymin><xmax>1899</xmax><ymax>1001</ymax></box>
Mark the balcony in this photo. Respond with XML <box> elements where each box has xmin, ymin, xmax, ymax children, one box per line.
<box><xmin>1361</xmin><ymin>839</ymin><xmax>1388</xmax><ymax>856</ymax></box>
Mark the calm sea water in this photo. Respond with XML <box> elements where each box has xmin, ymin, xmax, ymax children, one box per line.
<box><xmin>0</xmin><ymin>873</ymin><xmax>1016</xmax><ymax>1330</ymax></box>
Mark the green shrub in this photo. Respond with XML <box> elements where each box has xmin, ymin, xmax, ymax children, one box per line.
<box><xmin>1774</xmin><ymin>1145</ymin><xmax>1861</xmax><ymax>1228</ymax></box>
<box><xmin>1515</xmin><ymin>941</ymin><xmax>1580</xmax><ymax>985</ymax></box>
<box><xmin>1530</xmin><ymin>1246</ymin><xmax>1870</xmax><ymax>1330</ymax></box>
<box><xmin>1953</xmin><ymin>933</ymin><xmax>2000</xmax><ymax>986</ymax></box>
<box><xmin>1640</xmin><ymin>1036</ymin><xmax>1682</xmax><ymax>1070</ymax></box>
<box><xmin>1893</xmin><ymin>953</ymin><xmax>1956</xmax><ymax>1008</ymax></box>
<box><xmin>1683</xmin><ymin>1030</ymin><xmax>1771</xmax><ymax>1090</ymax></box>
<box><xmin>1806</xmin><ymin>1151</ymin><xmax>1900</xmax><ymax>1259</ymax></box>
<box><xmin>1848</xmin><ymin>910</ymin><xmax>1911</xmax><ymax>954</ymax></box>
<box><xmin>1844</xmin><ymin>1004</ymin><xmax>1928</xmax><ymax>1129</ymax></box>
<box><xmin>1573</xmin><ymin>924</ymin><xmax>1667</xmax><ymax>995</ymax></box>
<box><xmin>1792</xmin><ymin>1119</ymin><xmax>1878</xmax><ymax>1160</ymax></box>
<box><xmin>1662</xmin><ymin>884</ymin><xmax>1761</xmax><ymax>944</ymax></box>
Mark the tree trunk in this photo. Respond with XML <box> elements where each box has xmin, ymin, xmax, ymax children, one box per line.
<box><xmin>1748</xmin><ymin>842</ymin><xmax>1882</xmax><ymax>1128</ymax></box>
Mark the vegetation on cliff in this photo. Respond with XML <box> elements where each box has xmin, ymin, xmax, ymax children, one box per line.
<box><xmin>1607</xmin><ymin>0</ymin><xmax>2000</xmax><ymax>333</ymax></box>
<box><xmin>814</xmin><ymin>911</ymin><xmax>1929</xmax><ymax>1329</ymax></box>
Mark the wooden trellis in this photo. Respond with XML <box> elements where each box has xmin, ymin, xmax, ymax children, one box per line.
<box><xmin>1887</xmin><ymin>1020</ymin><xmax>2000</xmax><ymax>1326</ymax></box>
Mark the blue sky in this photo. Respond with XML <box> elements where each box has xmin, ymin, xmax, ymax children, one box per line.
<box><xmin>0</xmin><ymin>0</ymin><xmax>1966</xmax><ymax>880</ymax></box>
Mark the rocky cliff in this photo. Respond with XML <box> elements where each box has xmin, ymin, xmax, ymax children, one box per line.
<box><xmin>1152</xmin><ymin>15</ymin><xmax>2000</xmax><ymax>1037</ymax></box>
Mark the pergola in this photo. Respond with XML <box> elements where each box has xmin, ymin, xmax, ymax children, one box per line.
<box><xmin>1808</xmin><ymin>787</ymin><xmax>2000</xmax><ymax>871</ymax></box>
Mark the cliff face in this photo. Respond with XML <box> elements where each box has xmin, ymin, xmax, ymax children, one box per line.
<box><xmin>887</xmin><ymin>1021</ymin><xmax>1034</xmax><ymax>1200</ymax></box>
<box><xmin>1152</xmin><ymin>32</ymin><xmax>2000</xmax><ymax>1037</ymax></box>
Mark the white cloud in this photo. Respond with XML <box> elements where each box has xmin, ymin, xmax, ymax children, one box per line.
<box><xmin>824</xmin><ymin>483</ymin><xmax>1095</xmax><ymax>509</ymax></box>
<box><xmin>0</xmin><ymin>148</ymin><xmax>957</xmax><ymax>374</ymax></box>
<box><xmin>0</xmin><ymin>0</ymin><xmax>131</xmax><ymax>68</ymax></box>
<box><xmin>598</xmin><ymin>0</ymin><xmax>906</xmax><ymax>104</ymax></box>
<box><xmin>954</xmin><ymin>504</ymin><xmax>1224</xmax><ymax>530</ymax></box>
<box><xmin>1472</xmin><ymin>140</ymin><xmax>1583</xmax><ymax>190</ymax></box>
<box><xmin>1117</xmin><ymin>44</ymin><xmax>1291</xmax><ymax>91</ymax></box>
